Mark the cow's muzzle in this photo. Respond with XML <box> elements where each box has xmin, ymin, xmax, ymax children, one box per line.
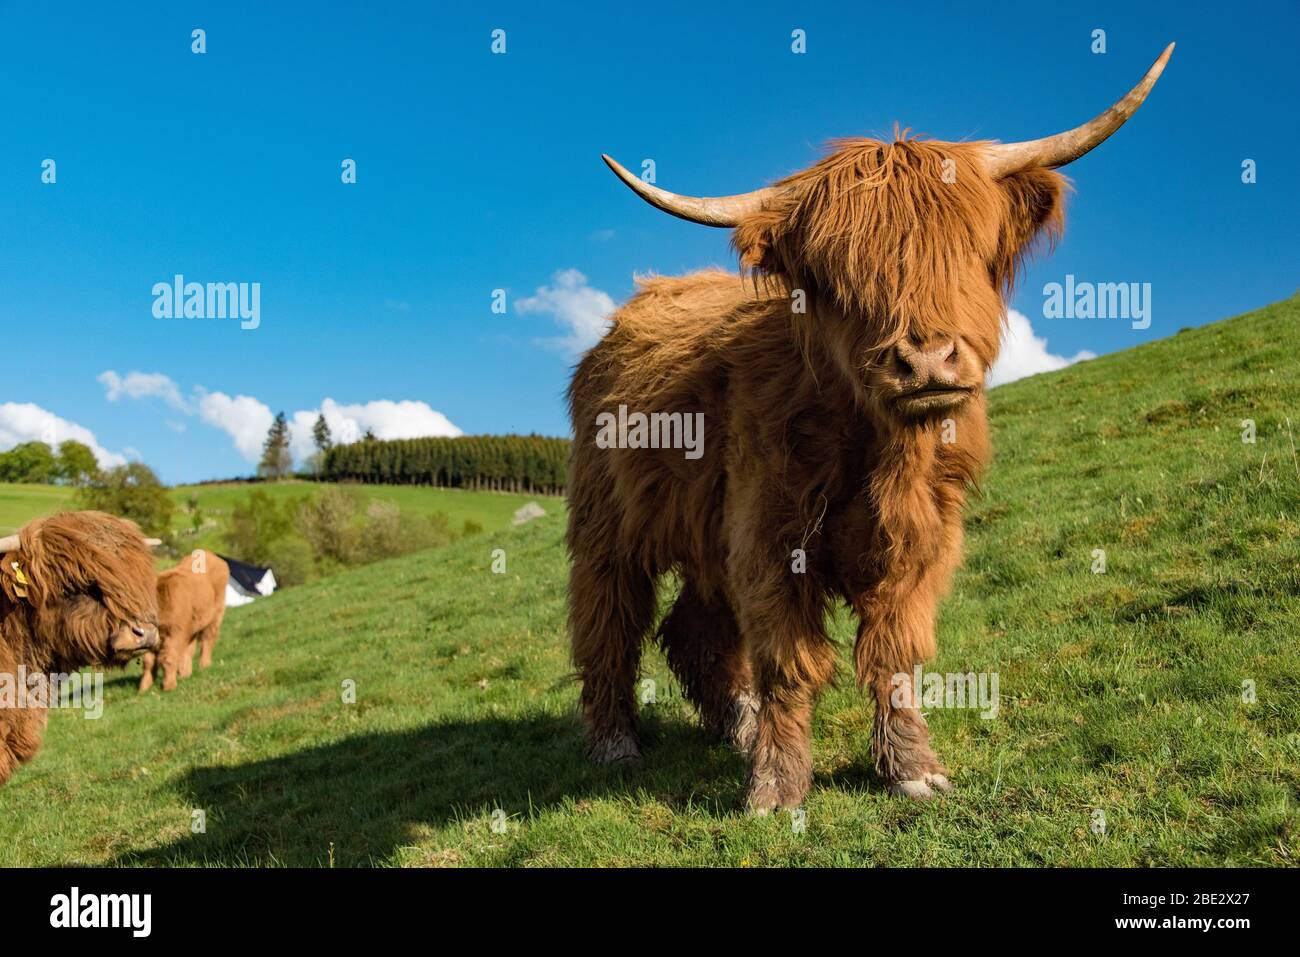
<box><xmin>888</xmin><ymin>338</ymin><xmax>975</xmax><ymax>415</ymax></box>
<box><xmin>111</xmin><ymin>622</ymin><xmax>160</xmax><ymax>658</ymax></box>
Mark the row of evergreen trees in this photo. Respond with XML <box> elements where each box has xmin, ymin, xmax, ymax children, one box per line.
<box><xmin>321</xmin><ymin>434</ymin><xmax>570</xmax><ymax>494</ymax></box>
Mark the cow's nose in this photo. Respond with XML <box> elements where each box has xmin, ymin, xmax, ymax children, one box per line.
<box><xmin>133</xmin><ymin>623</ymin><xmax>160</xmax><ymax>650</ymax></box>
<box><xmin>892</xmin><ymin>337</ymin><xmax>960</xmax><ymax>385</ymax></box>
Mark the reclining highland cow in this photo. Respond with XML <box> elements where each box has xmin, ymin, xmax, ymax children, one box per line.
<box><xmin>139</xmin><ymin>549</ymin><xmax>229</xmax><ymax>693</ymax></box>
<box><xmin>0</xmin><ymin>511</ymin><xmax>160</xmax><ymax>787</ymax></box>
<box><xmin>568</xmin><ymin>46</ymin><xmax>1173</xmax><ymax>811</ymax></box>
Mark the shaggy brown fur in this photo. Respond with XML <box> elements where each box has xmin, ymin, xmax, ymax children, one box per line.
<box><xmin>0</xmin><ymin>511</ymin><xmax>159</xmax><ymax>786</ymax></box>
<box><xmin>568</xmin><ymin>137</ymin><xmax>1066</xmax><ymax>810</ymax></box>
<box><xmin>139</xmin><ymin>550</ymin><xmax>229</xmax><ymax>693</ymax></box>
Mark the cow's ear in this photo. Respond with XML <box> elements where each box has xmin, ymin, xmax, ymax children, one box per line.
<box><xmin>2</xmin><ymin>554</ymin><xmax>33</xmax><ymax>605</ymax></box>
<box><xmin>992</xmin><ymin>167</ymin><xmax>1068</xmax><ymax>293</ymax></box>
<box><xmin>732</xmin><ymin>207</ymin><xmax>788</xmax><ymax>276</ymax></box>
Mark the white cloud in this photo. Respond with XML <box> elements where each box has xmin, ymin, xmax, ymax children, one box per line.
<box><xmin>987</xmin><ymin>310</ymin><xmax>1096</xmax><ymax>388</ymax></box>
<box><xmin>99</xmin><ymin>365</ymin><xmax>464</xmax><ymax>469</ymax></box>
<box><xmin>516</xmin><ymin>268</ymin><xmax>615</xmax><ymax>356</ymax></box>
<box><xmin>0</xmin><ymin>402</ymin><xmax>126</xmax><ymax>468</ymax></box>
<box><xmin>196</xmin><ymin>391</ymin><xmax>275</xmax><ymax>463</ymax></box>
<box><xmin>193</xmin><ymin>390</ymin><xmax>463</xmax><ymax>466</ymax></box>
<box><xmin>98</xmin><ymin>370</ymin><xmax>191</xmax><ymax>412</ymax></box>
<box><xmin>288</xmin><ymin>399</ymin><xmax>462</xmax><ymax>462</ymax></box>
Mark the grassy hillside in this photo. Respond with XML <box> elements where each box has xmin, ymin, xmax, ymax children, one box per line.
<box><xmin>163</xmin><ymin>482</ymin><xmax>554</xmax><ymax>553</ymax></box>
<box><xmin>1</xmin><ymin>297</ymin><xmax>1297</xmax><ymax>866</ymax></box>
<box><xmin>0</xmin><ymin>483</ymin><xmax>74</xmax><ymax>534</ymax></box>
<box><xmin>0</xmin><ymin>480</ymin><xmax>551</xmax><ymax>540</ymax></box>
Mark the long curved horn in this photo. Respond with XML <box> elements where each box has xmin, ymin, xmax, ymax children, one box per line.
<box><xmin>0</xmin><ymin>533</ymin><xmax>160</xmax><ymax>552</ymax></box>
<box><xmin>601</xmin><ymin>154</ymin><xmax>783</xmax><ymax>227</ymax></box>
<box><xmin>985</xmin><ymin>42</ymin><xmax>1174</xmax><ymax>179</ymax></box>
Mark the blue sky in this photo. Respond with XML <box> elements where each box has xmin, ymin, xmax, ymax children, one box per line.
<box><xmin>0</xmin><ymin>0</ymin><xmax>1295</xmax><ymax>483</ymax></box>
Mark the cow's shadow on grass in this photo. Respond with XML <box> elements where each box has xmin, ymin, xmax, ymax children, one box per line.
<box><xmin>104</xmin><ymin>672</ymin><xmax>142</xmax><ymax>692</ymax></box>
<box><xmin>109</xmin><ymin>711</ymin><xmax>781</xmax><ymax>866</ymax></box>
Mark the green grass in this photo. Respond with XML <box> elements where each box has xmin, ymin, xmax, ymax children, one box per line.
<box><xmin>2</xmin><ymin>296</ymin><xmax>1298</xmax><ymax>866</ymax></box>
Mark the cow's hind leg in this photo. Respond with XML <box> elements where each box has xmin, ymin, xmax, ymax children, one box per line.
<box><xmin>198</xmin><ymin>608</ymin><xmax>224</xmax><ymax>670</ymax></box>
<box><xmin>179</xmin><ymin>640</ymin><xmax>195</xmax><ymax>679</ymax></box>
<box><xmin>570</xmin><ymin>559</ymin><xmax>656</xmax><ymax>764</ymax></box>
<box><xmin>656</xmin><ymin>583</ymin><xmax>757</xmax><ymax>753</ymax></box>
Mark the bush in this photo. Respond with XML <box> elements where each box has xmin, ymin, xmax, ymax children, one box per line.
<box><xmin>295</xmin><ymin>486</ymin><xmax>367</xmax><ymax>565</ymax></box>
<box><xmin>75</xmin><ymin>463</ymin><xmax>174</xmax><ymax>535</ymax></box>
<box><xmin>263</xmin><ymin>534</ymin><xmax>315</xmax><ymax>588</ymax></box>
<box><xmin>359</xmin><ymin>502</ymin><xmax>455</xmax><ymax>560</ymax></box>
<box><xmin>225</xmin><ymin>490</ymin><xmax>299</xmax><ymax>566</ymax></box>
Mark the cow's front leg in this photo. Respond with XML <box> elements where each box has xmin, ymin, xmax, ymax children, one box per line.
<box><xmin>736</xmin><ymin>587</ymin><xmax>836</xmax><ymax>815</ymax></box>
<box><xmin>869</xmin><ymin>668</ymin><xmax>951</xmax><ymax>800</ymax></box>
<box><xmin>855</xmin><ymin>591</ymin><xmax>952</xmax><ymax>800</ymax></box>
<box><xmin>0</xmin><ymin>702</ymin><xmax>47</xmax><ymax>787</ymax></box>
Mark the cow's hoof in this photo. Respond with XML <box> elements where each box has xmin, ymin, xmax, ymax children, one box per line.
<box><xmin>890</xmin><ymin>779</ymin><xmax>935</xmax><ymax>801</ymax></box>
<box><xmin>586</xmin><ymin>733</ymin><xmax>641</xmax><ymax>766</ymax></box>
<box><xmin>745</xmin><ymin>768</ymin><xmax>808</xmax><ymax>815</ymax></box>
<box><xmin>889</xmin><ymin>773</ymin><xmax>952</xmax><ymax>801</ymax></box>
<box><xmin>746</xmin><ymin>787</ymin><xmax>778</xmax><ymax>816</ymax></box>
<box><xmin>726</xmin><ymin>692</ymin><xmax>760</xmax><ymax>755</ymax></box>
<box><xmin>745</xmin><ymin>766</ymin><xmax>783</xmax><ymax>815</ymax></box>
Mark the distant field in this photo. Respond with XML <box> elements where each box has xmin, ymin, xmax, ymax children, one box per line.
<box><xmin>166</xmin><ymin>482</ymin><xmax>561</xmax><ymax>553</ymax></box>
<box><xmin>0</xmin><ymin>483</ymin><xmax>73</xmax><ymax>534</ymax></box>
<box><xmin>0</xmin><ymin>480</ymin><xmax>560</xmax><ymax>542</ymax></box>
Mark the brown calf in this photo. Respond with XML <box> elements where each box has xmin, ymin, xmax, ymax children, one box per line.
<box><xmin>139</xmin><ymin>550</ymin><xmax>229</xmax><ymax>693</ymax></box>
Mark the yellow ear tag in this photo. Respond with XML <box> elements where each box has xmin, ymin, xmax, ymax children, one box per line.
<box><xmin>10</xmin><ymin>561</ymin><xmax>28</xmax><ymax>599</ymax></box>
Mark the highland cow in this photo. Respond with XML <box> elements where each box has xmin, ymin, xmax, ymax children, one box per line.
<box><xmin>568</xmin><ymin>46</ymin><xmax>1173</xmax><ymax>811</ymax></box>
<box><xmin>0</xmin><ymin>511</ymin><xmax>160</xmax><ymax>787</ymax></box>
<box><xmin>139</xmin><ymin>550</ymin><xmax>229</xmax><ymax>693</ymax></box>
